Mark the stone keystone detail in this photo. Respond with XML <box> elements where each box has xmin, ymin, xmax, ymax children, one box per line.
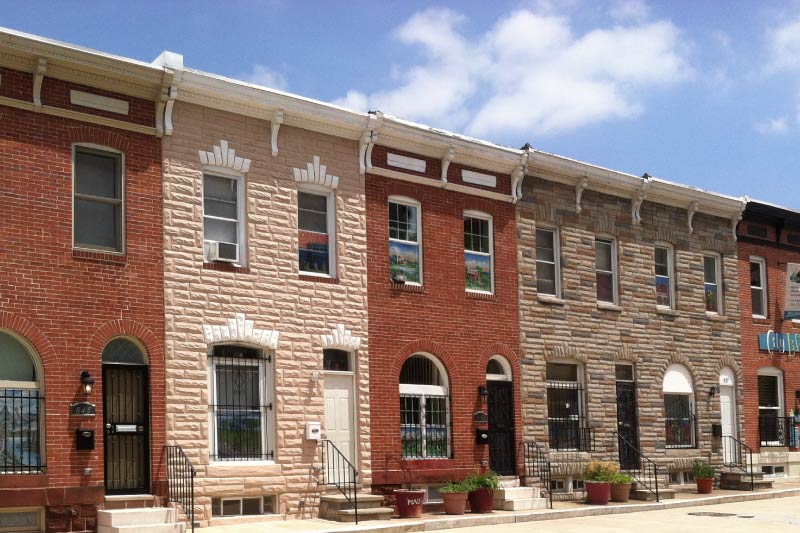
<box><xmin>203</xmin><ymin>313</ymin><xmax>280</xmax><ymax>349</ymax></box>
<box><xmin>319</xmin><ymin>324</ymin><xmax>361</xmax><ymax>351</ymax></box>
<box><xmin>198</xmin><ymin>140</ymin><xmax>252</xmax><ymax>173</ymax></box>
<box><xmin>293</xmin><ymin>155</ymin><xmax>339</xmax><ymax>189</ymax></box>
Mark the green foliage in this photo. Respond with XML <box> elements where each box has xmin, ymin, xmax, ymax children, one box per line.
<box><xmin>612</xmin><ymin>472</ymin><xmax>634</xmax><ymax>484</ymax></box>
<box><xmin>464</xmin><ymin>470</ymin><xmax>500</xmax><ymax>491</ymax></box>
<box><xmin>692</xmin><ymin>460</ymin><xmax>716</xmax><ymax>479</ymax></box>
<box><xmin>439</xmin><ymin>480</ymin><xmax>470</xmax><ymax>494</ymax></box>
<box><xmin>582</xmin><ymin>461</ymin><xmax>620</xmax><ymax>482</ymax></box>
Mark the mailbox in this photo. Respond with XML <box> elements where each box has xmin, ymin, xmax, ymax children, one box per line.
<box><xmin>475</xmin><ymin>429</ymin><xmax>489</xmax><ymax>445</ymax></box>
<box><xmin>711</xmin><ymin>423</ymin><xmax>722</xmax><ymax>438</ymax></box>
<box><xmin>306</xmin><ymin>421</ymin><xmax>322</xmax><ymax>441</ymax></box>
<box><xmin>76</xmin><ymin>428</ymin><xmax>95</xmax><ymax>450</ymax></box>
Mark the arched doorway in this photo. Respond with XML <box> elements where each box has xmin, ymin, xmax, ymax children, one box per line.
<box><xmin>486</xmin><ymin>356</ymin><xmax>515</xmax><ymax>475</ymax></box>
<box><xmin>102</xmin><ymin>337</ymin><xmax>149</xmax><ymax>494</ymax></box>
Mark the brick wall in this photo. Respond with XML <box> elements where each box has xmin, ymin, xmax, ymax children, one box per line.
<box><xmin>365</xmin><ymin>153</ymin><xmax>521</xmax><ymax>489</ymax></box>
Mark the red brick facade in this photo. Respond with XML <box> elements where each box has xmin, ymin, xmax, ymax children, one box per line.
<box><xmin>365</xmin><ymin>146</ymin><xmax>520</xmax><ymax>489</ymax></box>
<box><xmin>738</xmin><ymin>213</ymin><xmax>800</xmax><ymax>453</ymax></box>
<box><xmin>0</xmin><ymin>68</ymin><xmax>164</xmax><ymax>532</ymax></box>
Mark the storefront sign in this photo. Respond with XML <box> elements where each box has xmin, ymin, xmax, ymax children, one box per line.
<box><xmin>784</xmin><ymin>263</ymin><xmax>800</xmax><ymax>320</ymax></box>
<box><xmin>69</xmin><ymin>402</ymin><xmax>96</xmax><ymax>417</ymax></box>
<box><xmin>759</xmin><ymin>330</ymin><xmax>800</xmax><ymax>355</ymax></box>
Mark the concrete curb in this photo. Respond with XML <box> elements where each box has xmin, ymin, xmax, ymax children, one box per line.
<box><xmin>310</xmin><ymin>488</ymin><xmax>800</xmax><ymax>533</ymax></box>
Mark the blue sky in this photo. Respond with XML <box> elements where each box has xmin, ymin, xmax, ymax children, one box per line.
<box><xmin>4</xmin><ymin>0</ymin><xmax>799</xmax><ymax>207</ymax></box>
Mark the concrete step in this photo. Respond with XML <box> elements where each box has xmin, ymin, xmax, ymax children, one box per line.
<box><xmin>494</xmin><ymin>487</ymin><xmax>538</xmax><ymax>500</ymax></box>
<box><xmin>494</xmin><ymin>498</ymin><xmax>548</xmax><ymax>511</ymax></box>
<box><xmin>97</xmin><ymin>508</ymin><xmax>177</xmax><ymax>527</ymax></box>
<box><xmin>720</xmin><ymin>479</ymin><xmax>774</xmax><ymax>491</ymax></box>
<box><xmin>97</xmin><ymin>524</ymin><xmax>183</xmax><ymax>533</ymax></box>
<box><xmin>337</xmin><ymin>507</ymin><xmax>394</xmax><ymax>522</ymax></box>
<box><xmin>720</xmin><ymin>471</ymin><xmax>765</xmax><ymax>481</ymax></box>
<box><xmin>630</xmin><ymin>488</ymin><xmax>676</xmax><ymax>501</ymax></box>
<box><xmin>320</xmin><ymin>493</ymin><xmax>385</xmax><ymax>509</ymax></box>
<box><xmin>498</xmin><ymin>476</ymin><xmax>520</xmax><ymax>488</ymax></box>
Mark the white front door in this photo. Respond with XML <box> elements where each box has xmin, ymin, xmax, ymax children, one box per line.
<box><xmin>324</xmin><ymin>373</ymin><xmax>355</xmax><ymax>483</ymax></box>
<box><xmin>720</xmin><ymin>384</ymin><xmax>737</xmax><ymax>463</ymax></box>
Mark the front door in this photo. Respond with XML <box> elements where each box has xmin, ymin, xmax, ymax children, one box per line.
<box><xmin>488</xmin><ymin>381</ymin><xmax>515</xmax><ymax>476</ymax></box>
<box><xmin>103</xmin><ymin>364</ymin><xmax>149</xmax><ymax>494</ymax></box>
<box><xmin>324</xmin><ymin>373</ymin><xmax>355</xmax><ymax>482</ymax></box>
<box><xmin>615</xmin><ymin>366</ymin><xmax>640</xmax><ymax>470</ymax></box>
<box><xmin>720</xmin><ymin>384</ymin><xmax>737</xmax><ymax>463</ymax></box>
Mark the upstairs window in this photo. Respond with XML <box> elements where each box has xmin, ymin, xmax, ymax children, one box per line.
<box><xmin>298</xmin><ymin>190</ymin><xmax>335</xmax><ymax>276</ymax></box>
<box><xmin>655</xmin><ymin>245</ymin><xmax>675</xmax><ymax>308</ymax></box>
<box><xmin>595</xmin><ymin>238</ymin><xmax>618</xmax><ymax>303</ymax></box>
<box><xmin>73</xmin><ymin>146</ymin><xmax>123</xmax><ymax>253</ymax></box>
<box><xmin>703</xmin><ymin>254</ymin><xmax>722</xmax><ymax>313</ymax></box>
<box><xmin>389</xmin><ymin>198</ymin><xmax>422</xmax><ymax>284</ymax></box>
<box><xmin>204</xmin><ymin>174</ymin><xmax>243</xmax><ymax>264</ymax></box>
<box><xmin>464</xmin><ymin>212</ymin><xmax>493</xmax><ymax>294</ymax></box>
<box><xmin>536</xmin><ymin>228</ymin><xmax>560</xmax><ymax>297</ymax></box>
<box><xmin>750</xmin><ymin>256</ymin><xmax>767</xmax><ymax>318</ymax></box>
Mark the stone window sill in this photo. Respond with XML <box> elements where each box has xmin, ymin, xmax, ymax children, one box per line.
<box><xmin>299</xmin><ymin>274</ymin><xmax>339</xmax><ymax>284</ymax></box>
<box><xmin>73</xmin><ymin>248</ymin><xmax>127</xmax><ymax>265</ymax></box>
<box><xmin>538</xmin><ymin>295</ymin><xmax>565</xmax><ymax>306</ymax></box>
<box><xmin>752</xmin><ymin>316</ymin><xmax>770</xmax><ymax>324</ymax></box>
<box><xmin>390</xmin><ymin>282</ymin><xmax>423</xmax><ymax>293</ymax></box>
<box><xmin>466</xmin><ymin>290</ymin><xmax>495</xmax><ymax>301</ymax></box>
<box><xmin>705</xmin><ymin>311</ymin><xmax>727</xmax><ymax>322</ymax></box>
<box><xmin>656</xmin><ymin>306</ymin><xmax>680</xmax><ymax>317</ymax></box>
<box><xmin>597</xmin><ymin>301</ymin><xmax>623</xmax><ymax>312</ymax></box>
<box><xmin>203</xmin><ymin>262</ymin><xmax>250</xmax><ymax>274</ymax></box>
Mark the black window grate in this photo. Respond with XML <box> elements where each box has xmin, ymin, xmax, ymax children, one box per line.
<box><xmin>664</xmin><ymin>394</ymin><xmax>697</xmax><ymax>448</ymax></box>
<box><xmin>0</xmin><ymin>389</ymin><xmax>45</xmax><ymax>473</ymax></box>
<box><xmin>546</xmin><ymin>381</ymin><xmax>593</xmax><ymax>451</ymax></box>
<box><xmin>400</xmin><ymin>393</ymin><xmax>449</xmax><ymax>459</ymax></box>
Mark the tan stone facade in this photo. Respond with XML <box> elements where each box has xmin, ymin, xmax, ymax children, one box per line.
<box><xmin>517</xmin><ymin>177</ymin><xmax>743</xmax><ymax>482</ymax></box>
<box><xmin>162</xmin><ymin>101</ymin><xmax>370</xmax><ymax>525</ymax></box>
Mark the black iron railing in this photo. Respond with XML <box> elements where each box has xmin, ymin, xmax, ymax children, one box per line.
<box><xmin>664</xmin><ymin>396</ymin><xmax>697</xmax><ymax>449</ymax></box>
<box><xmin>759</xmin><ymin>416</ymin><xmax>795</xmax><ymax>447</ymax></box>
<box><xmin>520</xmin><ymin>441</ymin><xmax>552</xmax><ymax>509</ymax></box>
<box><xmin>320</xmin><ymin>439</ymin><xmax>359</xmax><ymax>524</ymax></box>
<box><xmin>547</xmin><ymin>418</ymin><xmax>594</xmax><ymax>451</ymax></box>
<box><xmin>613</xmin><ymin>431</ymin><xmax>659</xmax><ymax>502</ymax></box>
<box><xmin>721</xmin><ymin>435</ymin><xmax>754</xmax><ymax>491</ymax></box>
<box><xmin>0</xmin><ymin>389</ymin><xmax>45</xmax><ymax>474</ymax></box>
<box><xmin>165</xmin><ymin>446</ymin><xmax>196</xmax><ymax>532</ymax></box>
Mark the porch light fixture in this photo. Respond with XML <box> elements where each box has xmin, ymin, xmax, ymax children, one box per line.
<box><xmin>708</xmin><ymin>385</ymin><xmax>718</xmax><ymax>399</ymax></box>
<box><xmin>478</xmin><ymin>384</ymin><xmax>488</xmax><ymax>402</ymax></box>
<box><xmin>80</xmin><ymin>370</ymin><xmax>95</xmax><ymax>395</ymax></box>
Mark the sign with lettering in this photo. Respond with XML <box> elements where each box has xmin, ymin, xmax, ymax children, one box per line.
<box><xmin>784</xmin><ymin>263</ymin><xmax>800</xmax><ymax>320</ymax></box>
<box><xmin>70</xmin><ymin>402</ymin><xmax>96</xmax><ymax>417</ymax></box>
<box><xmin>759</xmin><ymin>330</ymin><xmax>800</xmax><ymax>355</ymax></box>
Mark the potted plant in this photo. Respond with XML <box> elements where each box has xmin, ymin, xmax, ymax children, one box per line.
<box><xmin>583</xmin><ymin>461</ymin><xmax>619</xmax><ymax>505</ymax></box>
<box><xmin>439</xmin><ymin>481</ymin><xmax>470</xmax><ymax>515</ymax></box>
<box><xmin>610</xmin><ymin>472</ymin><xmax>633</xmax><ymax>502</ymax></box>
<box><xmin>465</xmin><ymin>470</ymin><xmax>499</xmax><ymax>513</ymax></box>
<box><xmin>394</xmin><ymin>459</ymin><xmax>426</xmax><ymax>518</ymax></box>
<box><xmin>693</xmin><ymin>461</ymin><xmax>716</xmax><ymax>494</ymax></box>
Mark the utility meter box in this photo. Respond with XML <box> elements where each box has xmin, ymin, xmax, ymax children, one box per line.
<box><xmin>306</xmin><ymin>421</ymin><xmax>322</xmax><ymax>441</ymax></box>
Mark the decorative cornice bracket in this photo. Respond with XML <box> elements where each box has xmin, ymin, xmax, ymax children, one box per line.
<box><xmin>511</xmin><ymin>148</ymin><xmax>531</xmax><ymax>203</ymax></box>
<box><xmin>632</xmin><ymin>177</ymin><xmax>651</xmax><ymax>225</ymax></box>
<box><xmin>33</xmin><ymin>57</ymin><xmax>47</xmax><ymax>112</ymax></box>
<box><xmin>198</xmin><ymin>140</ymin><xmax>252</xmax><ymax>174</ymax></box>
<box><xmin>271</xmin><ymin>109</ymin><xmax>284</xmax><ymax>156</ymax></box>
<box><xmin>358</xmin><ymin>112</ymin><xmax>383</xmax><ymax>174</ymax></box>
<box><xmin>164</xmin><ymin>85</ymin><xmax>178</xmax><ymax>136</ymax></box>
<box><xmin>293</xmin><ymin>155</ymin><xmax>339</xmax><ymax>189</ymax></box>
<box><xmin>319</xmin><ymin>324</ymin><xmax>362</xmax><ymax>352</ymax></box>
<box><xmin>687</xmin><ymin>201</ymin><xmax>699</xmax><ymax>234</ymax></box>
<box><xmin>441</xmin><ymin>146</ymin><xmax>455</xmax><ymax>185</ymax></box>
<box><xmin>732</xmin><ymin>199</ymin><xmax>746</xmax><ymax>242</ymax></box>
<box><xmin>575</xmin><ymin>177</ymin><xmax>589</xmax><ymax>214</ymax></box>
<box><xmin>203</xmin><ymin>313</ymin><xmax>280</xmax><ymax>350</ymax></box>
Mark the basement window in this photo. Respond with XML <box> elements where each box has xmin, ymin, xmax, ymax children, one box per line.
<box><xmin>0</xmin><ymin>508</ymin><xmax>43</xmax><ymax>533</ymax></box>
<box><xmin>212</xmin><ymin>496</ymin><xmax>277</xmax><ymax>517</ymax></box>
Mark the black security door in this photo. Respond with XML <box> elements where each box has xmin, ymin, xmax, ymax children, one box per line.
<box><xmin>488</xmin><ymin>381</ymin><xmax>516</xmax><ymax>475</ymax></box>
<box><xmin>103</xmin><ymin>365</ymin><xmax>150</xmax><ymax>494</ymax></box>
<box><xmin>615</xmin><ymin>365</ymin><xmax>640</xmax><ymax>470</ymax></box>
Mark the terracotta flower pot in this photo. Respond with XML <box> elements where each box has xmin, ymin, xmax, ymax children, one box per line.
<box><xmin>468</xmin><ymin>487</ymin><xmax>494</xmax><ymax>513</ymax></box>
<box><xmin>442</xmin><ymin>492</ymin><xmax>468</xmax><ymax>515</ymax></box>
<box><xmin>610</xmin><ymin>482</ymin><xmax>631</xmax><ymax>502</ymax></box>
<box><xmin>696</xmin><ymin>478</ymin><xmax>714</xmax><ymax>494</ymax></box>
<box><xmin>585</xmin><ymin>481</ymin><xmax>611</xmax><ymax>505</ymax></box>
<box><xmin>395</xmin><ymin>489</ymin><xmax>425</xmax><ymax>518</ymax></box>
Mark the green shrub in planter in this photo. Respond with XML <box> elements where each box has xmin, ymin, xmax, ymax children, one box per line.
<box><xmin>464</xmin><ymin>470</ymin><xmax>500</xmax><ymax>491</ymax></box>
<box><xmin>440</xmin><ymin>481</ymin><xmax>470</xmax><ymax>494</ymax></box>
<box><xmin>692</xmin><ymin>461</ymin><xmax>716</xmax><ymax>479</ymax></box>
<box><xmin>612</xmin><ymin>473</ymin><xmax>634</xmax><ymax>484</ymax></box>
<box><xmin>583</xmin><ymin>461</ymin><xmax>620</xmax><ymax>482</ymax></box>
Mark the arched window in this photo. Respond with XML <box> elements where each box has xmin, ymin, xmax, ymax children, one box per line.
<box><xmin>663</xmin><ymin>364</ymin><xmax>696</xmax><ymax>448</ymax></box>
<box><xmin>399</xmin><ymin>354</ymin><xmax>449</xmax><ymax>459</ymax></box>
<box><xmin>0</xmin><ymin>331</ymin><xmax>44</xmax><ymax>472</ymax></box>
<box><xmin>102</xmin><ymin>338</ymin><xmax>147</xmax><ymax>365</ymax></box>
<box><xmin>486</xmin><ymin>356</ymin><xmax>511</xmax><ymax>381</ymax></box>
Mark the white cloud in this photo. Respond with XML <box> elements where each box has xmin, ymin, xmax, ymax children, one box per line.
<box><xmin>334</xmin><ymin>7</ymin><xmax>692</xmax><ymax>138</ymax></box>
<box><xmin>609</xmin><ymin>0</ymin><xmax>651</xmax><ymax>23</ymax></box>
<box><xmin>238</xmin><ymin>64</ymin><xmax>288</xmax><ymax>91</ymax></box>
<box><xmin>755</xmin><ymin>116</ymin><xmax>789</xmax><ymax>135</ymax></box>
<box><xmin>767</xmin><ymin>18</ymin><xmax>800</xmax><ymax>71</ymax></box>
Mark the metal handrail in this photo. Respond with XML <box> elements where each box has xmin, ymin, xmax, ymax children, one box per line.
<box><xmin>320</xmin><ymin>439</ymin><xmax>359</xmax><ymax>524</ymax></box>
<box><xmin>520</xmin><ymin>441</ymin><xmax>553</xmax><ymax>509</ymax></box>
<box><xmin>613</xmin><ymin>431</ymin><xmax>660</xmax><ymax>502</ymax></box>
<box><xmin>165</xmin><ymin>445</ymin><xmax>196</xmax><ymax>532</ymax></box>
<box><xmin>721</xmin><ymin>434</ymin><xmax>754</xmax><ymax>491</ymax></box>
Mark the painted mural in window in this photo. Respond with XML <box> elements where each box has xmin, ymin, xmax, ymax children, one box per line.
<box><xmin>389</xmin><ymin>201</ymin><xmax>421</xmax><ymax>284</ymax></box>
<box><xmin>464</xmin><ymin>215</ymin><xmax>492</xmax><ymax>293</ymax></box>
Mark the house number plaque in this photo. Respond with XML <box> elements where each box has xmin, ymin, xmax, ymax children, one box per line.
<box><xmin>70</xmin><ymin>402</ymin><xmax>96</xmax><ymax>417</ymax></box>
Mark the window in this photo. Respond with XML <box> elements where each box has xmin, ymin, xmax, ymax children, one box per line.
<box><xmin>389</xmin><ymin>198</ymin><xmax>422</xmax><ymax>284</ymax></box>
<box><xmin>464</xmin><ymin>212</ymin><xmax>493</xmax><ymax>293</ymax></box>
<box><xmin>536</xmin><ymin>228</ymin><xmax>560</xmax><ymax>296</ymax></box>
<box><xmin>655</xmin><ymin>245</ymin><xmax>675</xmax><ymax>308</ymax></box>
<box><xmin>298</xmin><ymin>190</ymin><xmax>335</xmax><ymax>276</ymax></box>
<box><xmin>73</xmin><ymin>146</ymin><xmax>123</xmax><ymax>252</ymax></box>
<box><xmin>703</xmin><ymin>254</ymin><xmax>722</xmax><ymax>313</ymax></box>
<box><xmin>204</xmin><ymin>173</ymin><xmax>244</xmax><ymax>263</ymax></box>
<box><xmin>546</xmin><ymin>362</ymin><xmax>590</xmax><ymax>451</ymax></box>
<box><xmin>323</xmin><ymin>349</ymin><xmax>350</xmax><ymax>372</ymax></box>
<box><xmin>0</xmin><ymin>331</ymin><xmax>44</xmax><ymax>474</ymax></box>
<box><xmin>209</xmin><ymin>345</ymin><xmax>273</xmax><ymax>461</ymax></box>
<box><xmin>0</xmin><ymin>508</ymin><xmax>42</xmax><ymax>533</ymax></box>
<box><xmin>758</xmin><ymin>367</ymin><xmax>786</xmax><ymax>446</ymax></box>
<box><xmin>595</xmin><ymin>238</ymin><xmax>617</xmax><ymax>303</ymax></box>
<box><xmin>750</xmin><ymin>257</ymin><xmax>767</xmax><ymax>317</ymax></box>
<box><xmin>663</xmin><ymin>364</ymin><xmax>696</xmax><ymax>448</ymax></box>
<box><xmin>399</xmin><ymin>354</ymin><xmax>449</xmax><ymax>459</ymax></box>
<box><xmin>211</xmin><ymin>496</ymin><xmax>277</xmax><ymax>517</ymax></box>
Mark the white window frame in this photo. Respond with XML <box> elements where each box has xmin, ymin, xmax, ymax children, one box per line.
<box><xmin>72</xmin><ymin>143</ymin><xmax>125</xmax><ymax>254</ymax></box>
<box><xmin>750</xmin><ymin>256</ymin><xmax>768</xmax><ymax>318</ymax></box>
<box><xmin>654</xmin><ymin>243</ymin><xmax>675</xmax><ymax>309</ymax></box>
<box><xmin>463</xmin><ymin>210</ymin><xmax>494</xmax><ymax>295</ymax></box>
<box><xmin>535</xmin><ymin>226</ymin><xmax>561</xmax><ymax>298</ymax></box>
<box><xmin>0</xmin><ymin>507</ymin><xmax>43</xmax><ymax>533</ymax></box>
<box><xmin>757</xmin><ymin>366</ymin><xmax>784</xmax><ymax>446</ymax></box>
<box><xmin>388</xmin><ymin>196</ymin><xmax>423</xmax><ymax>286</ymax></box>
<box><xmin>297</xmin><ymin>184</ymin><xmax>337</xmax><ymax>278</ymax></box>
<box><xmin>399</xmin><ymin>353</ymin><xmax>450</xmax><ymax>459</ymax></box>
<box><xmin>207</xmin><ymin>345</ymin><xmax>275</xmax><ymax>464</ymax></box>
<box><xmin>703</xmin><ymin>253</ymin><xmax>723</xmax><ymax>314</ymax></box>
<box><xmin>595</xmin><ymin>236</ymin><xmax>619</xmax><ymax>304</ymax></box>
<box><xmin>202</xmin><ymin>169</ymin><xmax>247</xmax><ymax>266</ymax></box>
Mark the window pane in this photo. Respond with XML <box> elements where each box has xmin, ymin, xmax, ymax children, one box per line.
<box><xmin>205</xmin><ymin>198</ymin><xmax>237</xmax><ymax>220</ymax></box>
<box><xmin>0</xmin><ymin>389</ymin><xmax>41</xmax><ymax>467</ymax></box>
<box><xmin>323</xmin><ymin>349</ymin><xmax>350</xmax><ymax>371</ymax></box>
<box><xmin>537</xmin><ymin>263</ymin><xmax>556</xmax><ymax>295</ymax></box>
<box><xmin>546</xmin><ymin>362</ymin><xmax>578</xmax><ymax>382</ymax></box>
<box><xmin>704</xmin><ymin>283</ymin><xmax>718</xmax><ymax>312</ymax></box>
<box><xmin>464</xmin><ymin>217</ymin><xmax>489</xmax><ymax>253</ymax></box>
<box><xmin>222</xmin><ymin>500</ymin><xmax>241</xmax><ymax>516</ymax></box>
<box><xmin>400</xmin><ymin>355</ymin><xmax>442</xmax><ymax>386</ymax></box>
<box><xmin>76</xmin><ymin>150</ymin><xmax>119</xmax><ymax>199</ymax></box>
<box><xmin>298</xmin><ymin>193</ymin><xmax>328</xmax><ymax>233</ymax></box>
<box><xmin>704</xmin><ymin>256</ymin><xmax>717</xmax><ymax>284</ymax></box>
<box><xmin>75</xmin><ymin>199</ymin><xmax>119</xmax><ymax>249</ymax></box>
<box><xmin>752</xmin><ymin>288</ymin><xmax>764</xmax><ymax>316</ymax></box>
<box><xmin>655</xmin><ymin>247</ymin><xmax>669</xmax><ymax>276</ymax></box>
<box><xmin>595</xmin><ymin>240</ymin><xmax>612</xmax><ymax>272</ymax></box>
<box><xmin>0</xmin><ymin>331</ymin><xmax>36</xmax><ymax>382</ymax></box>
<box><xmin>299</xmin><ymin>230</ymin><xmax>329</xmax><ymax>274</ymax></box>
<box><xmin>217</xmin><ymin>365</ymin><xmax>260</xmax><ymax>408</ymax></box>
<box><xmin>750</xmin><ymin>261</ymin><xmax>763</xmax><ymax>288</ymax></box>
<box><xmin>242</xmin><ymin>498</ymin><xmax>261</xmax><ymax>515</ymax></box>
<box><xmin>389</xmin><ymin>202</ymin><xmax>417</xmax><ymax>242</ymax></box>
<box><xmin>758</xmin><ymin>375</ymin><xmax>779</xmax><ymax>407</ymax></box>
<box><xmin>615</xmin><ymin>365</ymin><xmax>634</xmax><ymax>381</ymax></box>
<box><xmin>389</xmin><ymin>241</ymin><xmax>420</xmax><ymax>283</ymax></box>
<box><xmin>536</xmin><ymin>229</ymin><xmax>555</xmax><ymax>262</ymax></box>
<box><xmin>656</xmin><ymin>276</ymin><xmax>671</xmax><ymax>306</ymax></box>
<box><xmin>0</xmin><ymin>511</ymin><xmax>39</xmax><ymax>530</ymax></box>
<box><xmin>204</xmin><ymin>217</ymin><xmax>237</xmax><ymax>243</ymax></box>
<box><xmin>465</xmin><ymin>251</ymin><xmax>492</xmax><ymax>292</ymax></box>
<box><xmin>205</xmin><ymin>175</ymin><xmax>237</xmax><ymax>203</ymax></box>
<box><xmin>597</xmin><ymin>271</ymin><xmax>614</xmax><ymax>302</ymax></box>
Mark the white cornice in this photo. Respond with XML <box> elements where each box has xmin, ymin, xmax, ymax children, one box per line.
<box><xmin>369</xmin><ymin>166</ymin><xmax>513</xmax><ymax>203</ymax></box>
<box><xmin>293</xmin><ymin>155</ymin><xmax>339</xmax><ymax>189</ymax></box>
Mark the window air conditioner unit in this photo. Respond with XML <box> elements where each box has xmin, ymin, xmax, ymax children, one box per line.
<box><xmin>208</xmin><ymin>241</ymin><xmax>239</xmax><ymax>263</ymax></box>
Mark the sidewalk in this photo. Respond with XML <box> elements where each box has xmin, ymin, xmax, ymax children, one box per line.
<box><xmin>203</xmin><ymin>484</ymin><xmax>800</xmax><ymax>533</ymax></box>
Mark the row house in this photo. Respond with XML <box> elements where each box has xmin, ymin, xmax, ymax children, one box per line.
<box><xmin>737</xmin><ymin>200</ymin><xmax>800</xmax><ymax>480</ymax></box>
<box><xmin>0</xmin><ymin>29</ymin><xmax>170</xmax><ymax>532</ymax></box>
